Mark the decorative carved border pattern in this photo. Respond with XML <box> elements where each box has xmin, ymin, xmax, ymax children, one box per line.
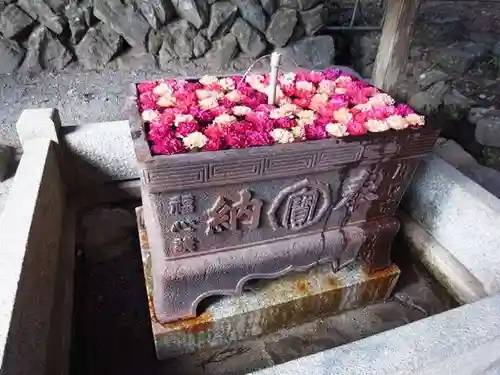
<box><xmin>142</xmin><ymin>145</ymin><xmax>364</xmax><ymax>192</ymax></box>
<box><xmin>399</xmin><ymin>133</ymin><xmax>439</xmax><ymax>157</ymax></box>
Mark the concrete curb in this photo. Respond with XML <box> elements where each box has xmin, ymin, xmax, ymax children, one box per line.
<box><xmin>0</xmin><ymin>109</ymin><xmax>72</xmax><ymax>375</ymax></box>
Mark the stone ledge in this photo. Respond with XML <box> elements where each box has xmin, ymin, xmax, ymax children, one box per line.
<box><xmin>135</xmin><ymin>207</ymin><xmax>400</xmax><ymax>360</ymax></box>
<box><xmin>16</xmin><ymin>108</ymin><xmax>61</xmax><ymax>148</ymax></box>
<box><xmin>402</xmin><ymin>153</ymin><xmax>500</xmax><ymax>296</ymax></box>
<box><xmin>249</xmin><ymin>293</ymin><xmax>500</xmax><ymax>375</ymax></box>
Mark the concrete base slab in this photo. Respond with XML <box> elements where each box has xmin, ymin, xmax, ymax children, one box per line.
<box><xmin>135</xmin><ymin>207</ymin><xmax>400</xmax><ymax>360</ymax></box>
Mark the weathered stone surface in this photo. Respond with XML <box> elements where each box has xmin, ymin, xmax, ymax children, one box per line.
<box><xmin>18</xmin><ymin>0</ymin><xmax>64</xmax><ymax>34</ymax></box>
<box><xmin>0</xmin><ymin>35</ymin><xmax>25</xmax><ymax>74</ymax></box>
<box><xmin>443</xmin><ymin>89</ymin><xmax>473</xmax><ymax>119</ymax></box>
<box><xmin>168</xmin><ymin>19</ymin><xmax>197</xmax><ymax>59</ymax></box>
<box><xmin>0</xmin><ymin>144</ymin><xmax>12</xmax><ymax>181</ymax></box>
<box><xmin>266</xmin><ymin>8</ymin><xmax>297</xmax><ymax>47</ymax></box>
<box><xmin>433</xmin><ymin>42</ymin><xmax>489</xmax><ymax>74</ymax></box>
<box><xmin>417</xmin><ymin>69</ymin><xmax>449</xmax><ymax>90</ymax></box>
<box><xmin>64</xmin><ymin>0</ymin><xmax>91</xmax><ymax>44</ymax></box>
<box><xmin>192</xmin><ymin>33</ymin><xmax>209</xmax><ymax>57</ymax></box>
<box><xmin>409</xmin><ymin>81</ymin><xmax>450</xmax><ymax>115</ymax></box>
<box><xmin>111</xmin><ymin>46</ymin><xmax>157</xmax><ymax>70</ymax></box>
<box><xmin>475</xmin><ymin>110</ymin><xmax>500</xmax><ymax>147</ymax></box>
<box><xmin>300</xmin><ymin>4</ymin><xmax>325</xmax><ymax>36</ymax></box>
<box><xmin>0</xmin><ymin>4</ymin><xmax>34</xmax><ymax>38</ymax></box>
<box><xmin>94</xmin><ymin>0</ymin><xmax>149</xmax><ymax>47</ymax></box>
<box><xmin>434</xmin><ymin>138</ymin><xmax>500</xmax><ymax>198</ymax></box>
<box><xmin>259</xmin><ymin>0</ymin><xmax>275</xmax><ymax>15</ymax></box>
<box><xmin>20</xmin><ymin>26</ymin><xmax>72</xmax><ymax>73</ymax></box>
<box><xmin>493</xmin><ymin>40</ymin><xmax>500</xmax><ymax>58</ymax></box>
<box><xmin>45</xmin><ymin>0</ymin><xmax>67</xmax><ymax>13</ymax></box>
<box><xmin>146</xmin><ymin>28</ymin><xmax>163</xmax><ymax>55</ymax></box>
<box><xmin>135</xmin><ymin>0</ymin><xmax>174</xmax><ymax>29</ymax></box>
<box><xmin>205</xmin><ymin>33</ymin><xmax>238</xmax><ymax>69</ymax></box>
<box><xmin>75</xmin><ymin>22</ymin><xmax>121</xmax><ymax>69</ymax></box>
<box><xmin>207</xmin><ymin>1</ymin><xmax>238</xmax><ymax>40</ymax></box>
<box><xmin>231</xmin><ymin>0</ymin><xmax>266</xmax><ymax>33</ymax></box>
<box><xmin>468</xmin><ymin>107</ymin><xmax>494</xmax><ymax>124</ymax></box>
<box><xmin>277</xmin><ymin>35</ymin><xmax>334</xmax><ymax>69</ymax></box>
<box><xmin>297</xmin><ymin>0</ymin><xmax>320</xmax><ymax>10</ymax></box>
<box><xmin>279</xmin><ymin>0</ymin><xmax>298</xmax><ymax>9</ymax></box>
<box><xmin>170</xmin><ymin>0</ymin><xmax>207</xmax><ymax>29</ymax></box>
<box><xmin>231</xmin><ymin>17</ymin><xmax>266</xmax><ymax>58</ymax></box>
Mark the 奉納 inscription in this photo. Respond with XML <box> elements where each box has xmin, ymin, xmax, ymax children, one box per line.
<box><xmin>268</xmin><ymin>179</ymin><xmax>331</xmax><ymax>231</ymax></box>
<box><xmin>168</xmin><ymin>193</ymin><xmax>195</xmax><ymax>215</ymax></box>
<box><xmin>206</xmin><ymin>189</ymin><xmax>263</xmax><ymax>234</ymax></box>
<box><xmin>171</xmin><ymin>234</ymin><xmax>198</xmax><ymax>254</ymax></box>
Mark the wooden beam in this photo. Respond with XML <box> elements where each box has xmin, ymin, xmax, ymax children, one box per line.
<box><xmin>372</xmin><ymin>0</ymin><xmax>422</xmax><ymax>94</ymax></box>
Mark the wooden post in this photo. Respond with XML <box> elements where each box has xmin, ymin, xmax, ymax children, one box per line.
<box><xmin>372</xmin><ymin>0</ymin><xmax>422</xmax><ymax>94</ymax></box>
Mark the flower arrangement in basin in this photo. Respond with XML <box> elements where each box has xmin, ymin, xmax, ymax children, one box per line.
<box><xmin>136</xmin><ymin>67</ymin><xmax>425</xmax><ymax>156</ymax></box>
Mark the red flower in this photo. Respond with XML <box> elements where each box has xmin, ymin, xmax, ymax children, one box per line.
<box><xmin>139</xmin><ymin>92</ymin><xmax>157</xmax><ymax>111</ymax></box>
<box><xmin>293</xmin><ymin>97</ymin><xmax>311</xmax><ymax>109</ymax></box>
<box><xmin>274</xmin><ymin>117</ymin><xmax>296</xmax><ymax>129</ymax></box>
<box><xmin>246</xmin><ymin>131</ymin><xmax>273</xmax><ymax>147</ymax></box>
<box><xmin>204</xmin><ymin>124</ymin><xmax>226</xmax><ymax>139</ymax></box>
<box><xmin>219</xmin><ymin>98</ymin><xmax>235</xmax><ymax>108</ymax></box>
<box><xmin>210</xmin><ymin>105</ymin><xmax>232</xmax><ymax>117</ymax></box>
<box><xmin>281</xmin><ymin>84</ymin><xmax>296</xmax><ymax>97</ymax></box>
<box><xmin>305</xmin><ymin>123</ymin><xmax>328</xmax><ymax>140</ymax></box>
<box><xmin>346</xmin><ymin>121</ymin><xmax>367</xmax><ymax>135</ymax></box>
<box><xmin>151</xmin><ymin>135</ymin><xmax>185</xmax><ymax>155</ymax></box>
<box><xmin>205</xmin><ymin>136</ymin><xmax>224</xmax><ymax>151</ymax></box>
<box><xmin>225</xmin><ymin>131</ymin><xmax>247</xmax><ymax>149</ymax></box>
<box><xmin>307</xmin><ymin>71</ymin><xmax>325</xmax><ymax>84</ymax></box>
<box><xmin>148</xmin><ymin>124</ymin><xmax>174</xmax><ymax>142</ymax></box>
<box><xmin>176</xmin><ymin>121</ymin><xmax>200</xmax><ymax>137</ymax></box>
<box><xmin>232</xmin><ymin>120</ymin><xmax>254</xmax><ymax>133</ymax></box>
<box><xmin>158</xmin><ymin>110</ymin><xmax>176</xmax><ymax>126</ymax></box>
<box><xmin>137</xmin><ymin>81</ymin><xmax>157</xmax><ymax>94</ymax></box>
<box><xmin>190</xmin><ymin>108</ymin><xmax>215</xmax><ymax>123</ymax></box>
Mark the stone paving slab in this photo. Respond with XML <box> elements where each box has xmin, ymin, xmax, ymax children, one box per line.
<box><xmin>135</xmin><ymin>207</ymin><xmax>401</xmax><ymax>359</ymax></box>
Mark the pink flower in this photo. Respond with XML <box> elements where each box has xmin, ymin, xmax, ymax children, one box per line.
<box><xmin>395</xmin><ymin>104</ymin><xmax>415</xmax><ymax>116</ymax></box>
<box><xmin>304</xmin><ymin>123</ymin><xmax>328</xmax><ymax>140</ymax></box>
<box><xmin>219</xmin><ymin>97</ymin><xmax>235</xmax><ymax>108</ymax></box>
<box><xmin>274</xmin><ymin>117</ymin><xmax>296</xmax><ymax>129</ymax></box>
<box><xmin>246</xmin><ymin>131</ymin><xmax>273</xmax><ymax>147</ymax></box>
<box><xmin>151</xmin><ymin>135</ymin><xmax>185</xmax><ymax>155</ymax></box>
<box><xmin>225</xmin><ymin>131</ymin><xmax>247</xmax><ymax>149</ymax></box>
<box><xmin>205</xmin><ymin>136</ymin><xmax>224</xmax><ymax>151</ymax></box>
<box><xmin>210</xmin><ymin>106</ymin><xmax>232</xmax><ymax>117</ymax></box>
<box><xmin>306</xmin><ymin>71</ymin><xmax>325</xmax><ymax>84</ymax></box>
<box><xmin>346</xmin><ymin>121</ymin><xmax>367</xmax><ymax>136</ymax></box>
<box><xmin>293</xmin><ymin>97</ymin><xmax>311</xmax><ymax>109</ymax></box>
<box><xmin>324</xmin><ymin>67</ymin><xmax>341</xmax><ymax>80</ymax></box>
<box><xmin>190</xmin><ymin>108</ymin><xmax>215</xmax><ymax>123</ymax></box>
<box><xmin>245</xmin><ymin>112</ymin><xmax>272</xmax><ymax>132</ymax></box>
<box><xmin>139</xmin><ymin>92</ymin><xmax>157</xmax><ymax>111</ymax></box>
<box><xmin>204</xmin><ymin>124</ymin><xmax>226</xmax><ymax>139</ymax></box>
<box><xmin>231</xmin><ymin>120</ymin><xmax>254</xmax><ymax>133</ymax></box>
<box><xmin>176</xmin><ymin>121</ymin><xmax>200</xmax><ymax>137</ymax></box>
<box><xmin>137</xmin><ymin>81</ymin><xmax>157</xmax><ymax>94</ymax></box>
<box><xmin>148</xmin><ymin>123</ymin><xmax>174</xmax><ymax>142</ymax></box>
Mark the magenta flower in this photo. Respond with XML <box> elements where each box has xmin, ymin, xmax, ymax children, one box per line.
<box><xmin>151</xmin><ymin>135</ymin><xmax>185</xmax><ymax>155</ymax></box>
<box><xmin>176</xmin><ymin>121</ymin><xmax>200</xmax><ymax>137</ymax></box>
<box><xmin>137</xmin><ymin>81</ymin><xmax>157</xmax><ymax>94</ymax></box>
<box><xmin>305</xmin><ymin>123</ymin><xmax>328</xmax><ymax>140</ymax></box>
<box><xmin>346</xmin><ymin>121</ymin><xmax>367</xmax><ymax>136</ymax></box>
<box><xmin>139</xmin><ymin>92</ymin><xmax>157</xmax><ymax>111</ymax></box>
<box><xmin>274</xmin><ymin>117</ymin><xmax>296</xmax><ymax>129</ymax></box>
<box><xmin>324</xmin><ymin>67</ymin><xmax>341</xmax><ymax>80</ymax></box>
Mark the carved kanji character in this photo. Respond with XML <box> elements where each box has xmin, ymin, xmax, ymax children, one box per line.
<box><xmin>168</xmin><ymin>194</ymin><xmax>195</xmax><ymax>215</ymax></box>
<box><xmin>170</xmin><ymin>234</ymin><xmax>197</xmax><ymax>254</ymax></box>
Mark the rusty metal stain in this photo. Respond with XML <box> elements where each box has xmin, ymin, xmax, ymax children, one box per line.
<box><xmin>326</xmin><ymin>276</ymin><xmax>342</xmax><ymax>288</ymax></box>
<box><xmin>139</xmin><ymin>228</ymin><xmax>150</xmax><ymax>249</ymax></box>
<box><xmin>163</xmin><ymin>312</ymin><xmax>214</xmax><ymax>334</ymax></box>
<box><xmin>295</xmin><ymin>279</ymin><xmax>310</xmax><ymax>293</ymax></box>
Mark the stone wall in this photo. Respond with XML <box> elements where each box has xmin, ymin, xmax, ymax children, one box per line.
<box><xmin>0</xmin><ymin>0</ymin><xmax>338</xmax><ymax>74</ymax></box>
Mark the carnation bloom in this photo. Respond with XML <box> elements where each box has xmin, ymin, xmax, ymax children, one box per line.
<box><xmin>309</xmin><ymin>93</ymin><xmax>329</xmax><ymax>112</ymax></box>
<box><xmin>326</xmin><ymin>123</ymin><xmax>348</xmax><ymax>137</ymax></box>
<box><xmin>246</xmin><ymin>131</ymin><xmax>273</xmax><ymax>147</ymax></box>
<box><xmin>137</xmin><ymin>81</ymin><xmax>157</xmax><ymax>94</ymax></box>
<box><xmin>218</xmin><ymin>77</ymin><xmax>235</xmax><ymax>91</ymax></box>
<box><xmin>369</xmin><ymin>93</ymin><xmax>395</xmax><ymax>106</ymax></box>
<box><xmin>199</xmin><ymin>97</ymin><xmax>219</xmax><ymax>110</ymax></box>
<box><xmin>233</xmin><ymin>106</ymin><xmax>252</xmax><ymax>116</ymax></box>
<box><xmin>205</xmin><ymin>136</ymin><xmax>224</xmax><ymax>151</ymax></box>
<box><xmin>346</xmin><ymin>121</ymin><xmax>367</xmax><ymax>135</ymax></box>
<box><xmin>405</xmin><ymin>113</ymin><xmax>425</xmax><ymax>127</ymax></box>
<box><xmin>305</xmin><ymin>123</ymin><xmax>328</xmax><ymax>140</ymax></box>
<box><xmin>199</xmin><ymin>75</ymin><xmax>219</xmax><ymax>86</ymax></box>
<box><xmin>182</xmin><ymin>131</ymin><xmax>208</xmax><ymax>149</ymax></box>
<box><xmin>324</xmin><ymin>67</ymin><xmax>341</xmax><ymax>80</ymax></box>
<box><xmin>333</xmin><ymin>107</ymin><xmax>352</xmax><ymax>124</ymax></box>
<box><xmin>317</xmin><ymin>80</ymin><xmax>336</xmax><ymax>95</ymax></box>
<box><xmin>365</xmin><ymin>119</ymin><xmax>390</xmax><ymax>132</ymax></box>
<box><xmin>196</xmin><ymin>89</ymin><xmax>221</xmax><ymax>100</ymax></box>
<box><xmin>151</xmin><ymin>135</ymin><xmax>185</xmax><ymax>155</ymax></box>
<box><xmin>296</xmin><ymin>110</ymin><xmax>316</xmax><ymax>126</ymax></box>
<box><xmin>176</xmin><ymin>121</ymin><xmax>200</xmax><ymax>137</ymax></box>
<box><xmin>291</xmin><ymin>125</ymin><xmax>306</xmax><ymax>140</ymax></box>
<box><xmin>139</xmin><ymin>92</ymin><xmax>157</xmax><ymax>110</ymax></box>
<box><xmin>141</xmin><ymin>109</ymin><xmax>159</xmax><ymax>122</ymax></box>
<box><xmin>274</xmin><ymin>117</ymin><xmax>296</xmax><ymax>129</ymax></box>
<box><xmin>271</xmin><ymin>128</ymin><xmax>294</xmax><ymax>144</ymax></box>
<box><xmin>225</xmin><ymin>90</ymin><xmax>242</xmax><ymax>103</ymax></box>
<box><xmin>153</xmin><ymin>83</ymin><xmax>174</xmax><ymax>97</ymax></box>
<box><xmin>157</xmin><ymin>95</ymin><xmax>177</xmax><ymax>108</ymax></box>
<box><xmin>386</xmin><ymin>115</ymin><xmax>407</xmax><ymax>130</ymax></box>
<box><xmin>307</xmin><ymin>71</ymin><xmax>325</xmax><ymax>84</ymax></box>
<box><xmin>395</xmin><ymin>104</ymin><xmax>415</xmax><ymax>116</ymax></box>
<box><xmin>214</xmin><ymin>114</ymin><xmax>237</xmax><ymax>126</ymax></box>
<box><xmin>174</xmin><ymin>114</ymin><xmax>194</xmax><ymax>126</ymax></box>
<box><xmin>279</xmin><ymin>72</ymin><xmax>296</xmax><ymax>86</ymax></box>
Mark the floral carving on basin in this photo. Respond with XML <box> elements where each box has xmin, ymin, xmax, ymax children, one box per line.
<box><xmin>129</xmin><ymin>67</ymin><xmax>439</xmax><ymax>323</ymax></box>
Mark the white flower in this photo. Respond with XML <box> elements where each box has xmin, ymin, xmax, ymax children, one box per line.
<box><xmin>279</xmin><ymin>72</ymin><xmax>296</xmax><ymax>86</ymax></box>
<box><xmin>291</xmin><ymin>126</ymin><xmax>306</xmax><ymax>140</ymax></box>
<box><xmin>218</xmin><ymin>77</ymin><xmax>235</xmax><ymax>91</ymax></box>
<box><xmin>198</xmin><ymin>97</ymin><xmax>219</xmax><ymax>110</ymax></box>
<box><xmin>141</xmin><ymin>109</ymin><xmax>159</xmax><ymax>122</ymax></box>
<box><xmin>270</xmin><ymin>103</ymin><xmax>298</xmax><ymax>119</ymax></box>
<box><xmin>174</xmin><ymin>114</ymin><xmax>194</xmax><ymax>126</ymax></box>
<box><xmin>317</xmin><ymin>80</ymin><xmax>336</xmax><ymax>95</ymax></box>
<box><xmin>296</xmin><ymin>81</ymin><xmax>315</xmax><ymax>92</ymax></box>
<box><xmin>386</xmin><ymin>115</ymin><xmax>408</xmax><ymax>130</ymax></box>
<box><xmin>199</xmin><ymin>75</ymin><xmax>219</xmax><ymax>86</ymax></box>
<box><xmin>365</xmin><ymin>119</ymin><xmax>390</xmax><ymax>132</ymax></box>
<box><xmin>214</xmin><ymin>114</ymin><xmax>237</xmax><ymax>126</ymax></box>
<box><xmin>183</xmin><ymin>131</ymin><xmax>208</xmax><ymax>149</ymax></box>
<box><xmin>405</xmin><ymin>113</ymin><xmax>425</xmax><ymax>127</ymax></box>
<box><xmin>369</xmin><ymin>93</ymin><xmax>395</xmax><ymax>106</ymax></box>
<box><xmin>326</xmin><ymin>123</ymin><xmax>348</xmax><ymax>137</ymax></box>
<box><xmin>335</xmin><ymin>75</ymin><xmax>353</xmax><ymax>85</ymax></box>
<box><xmin>196</xmin><ymin>89</ymin><xmax>221</xmax><ymax>100</ymax></box>
<box><xmin>225</xmin><ymin>90</ymin><xmax>242</xmax><ymax>103</ymax></box>
<box><xmin>153</xmin><ymin>83</ymin><xmax>173</xmax><ymax>97</ymax></box>
<box><xmin>270</xmin><ymin>128</ymin><xmax>295</xmax><ymax>144</ymax></box>
<box><xmin>333</xmin><ymin>107</ymin><xmax>352</xmax><ymax>124</ymax></box>
<box><xmin>232</xmin><ymin>106</ymin><xmax>252</xmax><ymax>116</ymax></box>
<box><xmin>309</xmin><ymin>93</ymin><xmax>329</xmax><ymax>111</ymax></box>
<box><xmin>353</xmin><ymin>103</ymin><xmax>372</xmax><ymax>112</ymax></box>
<box><xmin>296</xmin><ymin>110</ymin><xmax>316</xmax><ymax>126</ymax></box>
<box><xmin>157</xmin><ymin>95</ymin><xmax>176</xmax><ymax>108</ymax></box>
<box><xmin>334</xmin><ymin>87</ymin><xmax>347</xmax><ymax>94</ymax></box>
